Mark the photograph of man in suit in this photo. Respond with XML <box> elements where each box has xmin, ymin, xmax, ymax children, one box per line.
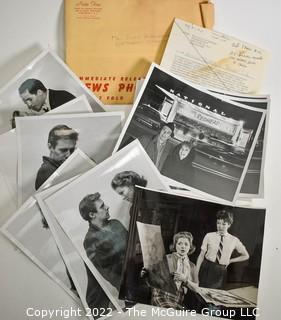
<box><xmin>35</xmin><ymin>124</ymin><xmax>78</xmax><ymax>191</ymax></box>
<box><xmin>18</xmin><ymin>78</ymin><xmax>76</xmax><ymax>113</ymax></box>
<box><xmin>79</xmin><ymin>192</ymin><xmax>128</xmax><ymax>291</ymax></box>
<box><xmin>138</xmin><ymin>122</ymin><xmax>175</xmax><ymax>171</ymax></box>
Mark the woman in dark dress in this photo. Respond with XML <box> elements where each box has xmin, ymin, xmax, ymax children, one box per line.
<box><xmin>161</xmin><ymin>140</ymin><xmax>196</xmax><ymax>186</ymax></box>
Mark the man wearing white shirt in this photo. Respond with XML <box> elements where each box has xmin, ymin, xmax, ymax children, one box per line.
<box><xmin>195</xmin><ymin>209</ymin><xmax>249</xmax><ymax>289</ymax></box>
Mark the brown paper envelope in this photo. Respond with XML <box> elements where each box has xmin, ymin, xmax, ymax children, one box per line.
<box><xmin>65</xmin><ymin>0</ymin><xmax>214</xmax><ymax>104</ymax></box>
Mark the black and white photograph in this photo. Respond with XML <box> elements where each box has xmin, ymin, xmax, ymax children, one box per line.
<box><xmin>2</xmin><ymin>197</ymin><xmax>80</xmax><ymax>302</ymax></box>
<box><xmin>207</xmin><ymin>91</ymin><xmax>270</xmax><ymax>198</ymax></box>
<box><xmin>0</xmin><ymin>50</ymin><xmax>104</xmax><ymax>135</ymax></box>
<box><xmin>180</xmin><ymin>86</ymin><xmax>269</xmax><ymax>199</ymax></box>
<box><xmin>43</xmin><ymin>140</ymin><xmax>169</xmax><ymax>310</ymax></box>
<box><xmin>16</xmin><ymin>111</ymin><xmax>123</xmax><ymax>204</ymax></box>
<box><xmin>36</xmin><ymin>181</ymin><xmax>114</xmax><ymax>320</ymax></box>
<box><xmin>0</xmin><ymin>95</ymin><xmax>94</xmax><ymax>225</ymax></box>
<box><xmin>120</xmin><ymin>186</ymin><xmax>265</xmax><ymax>319</ymax></box>
<box><xmin>0</xmin><ymin>130</ymin><xmax>17</xmax><ymax>223</ymax></box>
<box><xmin>0</xmin><ymin>95</ymin><xmax>93</xmax><ymax>199</ymax></box>
<box><xmin>134</xmin><ymin>80</ymin><xmax>269</xmax><ymax>199</ymax></box>
<box><xmin>1</xmin><ymin>149</ymin><xmax>96</xmax><ymax>302</ymax></box>
<box><xmin>198</xmin><ymin>287</ymin><xmax>255</xmax><ymax>308</ymax></box>
<box><xmin>114</xmin><ymin>64</ymin><xmax>266</xmax><ymax>203</ymax></box>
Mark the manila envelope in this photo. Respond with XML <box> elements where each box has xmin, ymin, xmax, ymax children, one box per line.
<box><xmin>65</xmin><ymin>0</ymin><xmax>214</xmax><ymax>104</ymax></box>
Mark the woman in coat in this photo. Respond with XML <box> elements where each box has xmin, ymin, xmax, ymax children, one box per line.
<box><xmin>161</xmin><ymin>140</ymin><xmax>196</xmax><ymax>186</ymax></box>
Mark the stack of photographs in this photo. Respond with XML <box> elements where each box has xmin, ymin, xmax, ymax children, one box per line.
<box><xmin>0</xmin><ymin>29</ymin><xmax>269</xmax><ymax>320</ymax></box>
<box><xmin>159</xmin><ymin>17</ymin><xmax>270</xmax><ymax>201</ymax></box>
<box><xmin>206</xmin><ymin>90</ymin><xmax>269</xmax><ymax>199</ymax></box>
<box><xmin>114</xmin><ymin>64</ymin><xmax>266</xmax><ymax>204</ymax></box>
<box><xmin>40</xmin><ymin>141</ymin><xmax>170</xmax><ymax>312</ymax></box>
<box><xmin>0</xmin><ymin>50</ymin><xmax>127</xmax><ymax>319</ymax></box>
<box><xmin>2</xmin><ymin>150</ymin><xmax>96</xmax><ymax>302</ymax></box>
<box><xmin>0</xmin><ymin>50</ymin><xmax>104</xmax><ymax>135</ymax></box>
<box><xmin>132</xmin><ymin>77</ymin><xmax>269</xmax><ymax>201</ymax></box>
<box><xmin>16</xmin><ymin>111</ymin><xmax>123</xmax><ymax>204</ymax></box>
<box><xmin>0</xmin><ymin>49</ymin><xmax>109</xmax><ymax>223</ymax></box>
<box><xmin>0</xmin><ymin>95</ymin><xmax>95</xmax><ymax>225</ymax></box>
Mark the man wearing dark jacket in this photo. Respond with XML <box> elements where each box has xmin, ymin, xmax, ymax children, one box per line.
<box><xmin>18</xmin><ymin>78</ymin><xmax>75</xmax><ymax>113</ymax></box>
<box><xmin>35</xmin><ymin>124</ymin><xmax>78</xmax><ymax>190</ymax></box>
<box><xmin>138</xmin><ymin>122</ymin><xmax>175</xmax><ymax>171</ymax></box>
<box><xmin>79</xmin><ymin>192</ymin><xmax>128</xmax><ymax>291</ymax></box>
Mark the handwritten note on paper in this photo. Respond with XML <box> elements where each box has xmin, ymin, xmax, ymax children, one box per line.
<box><xmin>161</xmin><ymin>19</ymin><xmax>269</xmax><ymax>93</ymax></box>
<box><xmin>111</xmin><ymin>34</ymin><xmax>169</xmax><ymax>48</ymax></box>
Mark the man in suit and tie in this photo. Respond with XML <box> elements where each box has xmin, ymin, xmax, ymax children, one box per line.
<box><xmin>195</xmin><ymin>209</ymin><xmax>249</xmax><ymax>289</ymax></box>
<box><xmin>138</xmin><ymin>122</ymin><xmax>175</xmax><ymax>171</ymax></box>
<box><xmin>11</xmin><ymin>79</ymin><xmax>76</xmax><ymax>128</ymax></box>
<box><xmin>18</xmin><ymin>78</ymin><xmax>76</xmax><ymax>114</ymax></box>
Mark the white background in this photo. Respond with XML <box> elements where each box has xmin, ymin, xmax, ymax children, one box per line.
<box><xmin>0</xmin><ymin>0</ymin><xmax>280</xmax><ymax>319</ymax></box>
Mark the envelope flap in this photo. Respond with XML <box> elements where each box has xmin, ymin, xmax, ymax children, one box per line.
<box><xmin>200</xmin><ymin>1</ymin><xmax>215</xmax><ymax>29</ymax></box>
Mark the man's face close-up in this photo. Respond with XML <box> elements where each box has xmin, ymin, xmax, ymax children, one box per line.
<box><xmin>20</xmin><ymin>89</ymin><xmax>45</xmax><ymax>112</ymax></box>
<box><xmin>158</xmin><ymin>125</ymin><xmax>172</xmax><ymax>144</ymax></box>
<box><xmin>49</xmin><ymin>138</ymin><xmax>76</xmax><ymax>163</ymax></box>
<box><xmin>94</xmin><ymin>199</ymin><xmax>110</xmax><ymax>223</ymax></box>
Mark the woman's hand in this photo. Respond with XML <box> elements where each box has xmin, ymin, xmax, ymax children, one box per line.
<box><xmin>187</xmin><ymin>280</ymin><xmax>199</xmax><ymax>290</ymax></box>
<box><xmin>183</xmin><ymin>279</ymin><xmax>202</xmax><ymax>294</ymax></box>
<box><xmin>173</xmin><ymin>272</ymin><xmax>187</xmax><ymax>282</ymax></box>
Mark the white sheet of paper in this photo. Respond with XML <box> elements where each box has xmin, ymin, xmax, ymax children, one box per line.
<box><xmin>161</xmin><ymin>18</ymin><xmax>269</xmax><ymax>94</ymax></box>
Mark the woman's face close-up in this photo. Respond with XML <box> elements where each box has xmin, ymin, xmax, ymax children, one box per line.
<box><xmin>115</xmin><ymin>185</ymin><xmax>134</xmax><ymax>202</ymax></box>
<box><xmin>175</xmin><ymin>237</ymin><xmax>190</xmax><ymax>257</ymax></box>
<box><xmin>179</xmin><ymin>145</ymin><xmax>191</xmax><ymax>159</ymax></box>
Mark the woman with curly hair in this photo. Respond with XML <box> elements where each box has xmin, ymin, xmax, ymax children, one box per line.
<box><xmin>111</xmin><ymin>170</ymin><xmax>147</xmax><ymax>203</ymax></box>
<box><xmin>142</xmin><ymin>231</ymin><xmax>200</xmax><ymax>309</ymax></box>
